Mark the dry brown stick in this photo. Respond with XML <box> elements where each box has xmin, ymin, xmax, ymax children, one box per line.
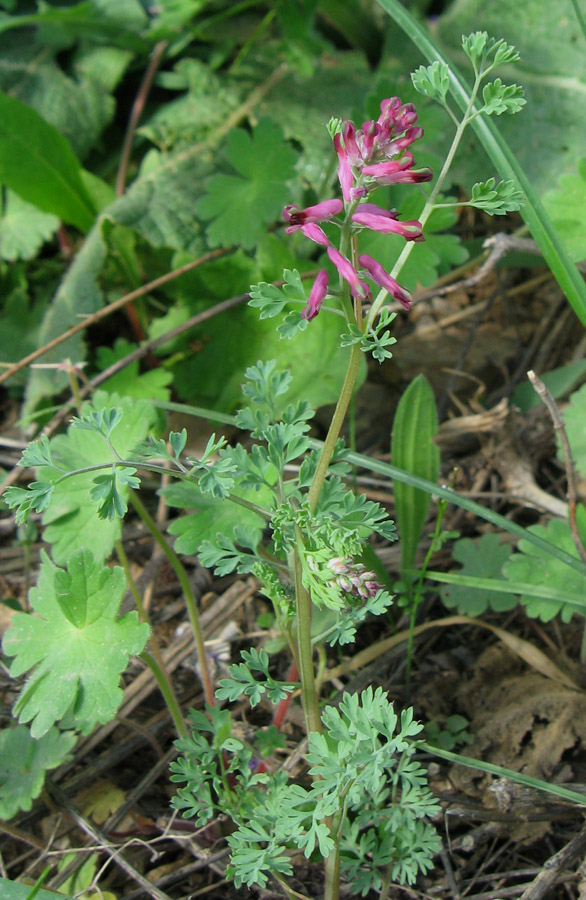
<box><xmin>0</xmin><ymin>290</ymin><xmax>249</xmax><ymax>497</ymax></box>
<box><xmin>527</xmin><ymin>369</ymin><xmax>586</xmax><ymax>564</ymax></box>
<box><xmin>0</xmin><ymin>248</ymin><xmax>230</xmax><ymax>386</ymax></box>
<box><xmin>44</xmin><ymin>780</ymin><xmax>175</xmax><ymax>900</ymax></box>
<box><xmin>518</xmin><ymin>821</ymin><xmax>586</xmax><ymax>900</ymax></box>
<box><xmin>116</xmin><ymin>40</ymin><xmax>168</xmax><ymax>196</ymax></box>
<box><xmin>415</xmin><ymin>234</ymin><xmax>543</xmax><ymax>304</ymax></box>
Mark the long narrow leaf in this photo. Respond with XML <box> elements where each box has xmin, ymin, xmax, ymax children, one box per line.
<box><xmin>338</xmin><ymin>446</ymin><xmax>586</xmax><ymax>578</ymax></box>
<box><xmin>376</xmin><ymin>0</ymin><xmax>586</xmax><ymax>328</ymax></box>
<box><xmin>419</xmin><ymin>569</ymin><xmax>586</xmax><ymax>613</ymax></box>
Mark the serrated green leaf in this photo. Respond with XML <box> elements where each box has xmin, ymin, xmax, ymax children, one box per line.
<box><xmin>2</xmin><ymin>549</ymin><xmax>149</xmax><ymax>737</ymax></box>
<box><xmin>37</xmin><ymin>392</ymin><xmax>158</xmax><ymax>564</ymax></box>
<box><xmin>0</xmin><ymin>725</ymin><xmax>76</xmax><ymax>820</ymax></box>
<box><xmin>440</xmin><ymin>534</ymin><xmax>515</xmax><ymax>615</ymax></box>
<box><xmin>502</xmin><ymin>519</ymin><xmax>586</xmax><ymax>623</ymax></box>
<box><xmin>0</xmin><ymin>92</ymin><xmax>96</xmax><ymax>231</ymax></box>
<box><xmin>195</xmin><ymin>118</ymin><xmax>298</xmax><ymax>250</ymax></box>
<box><xmin>96</xmin><ymin>339</ymin><xmax>173</xmax><ymax>401</ymax></box>
<box><xmin>481</xmin><ymin>78</ymin><xmax>526</xmax><ymax>116</ymax></box>
<box><xmin>0</xmin><ymin>190</ymin><xmax>58</xmax><ymax>261</ymax></box>
<box><xmin>411</xmin><ymin>61</ymin><xmax>450</xmax><ymax>104</ymax></box>
<box><xmin>391</xmin><ymin>375</ymin><xmax>440</xmax><ymax>571</ymax></box>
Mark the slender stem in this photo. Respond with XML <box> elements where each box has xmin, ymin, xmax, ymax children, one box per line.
<box><xmin>307</xmin><ymin>342</ymin><xmax>363</xmax><ymax>512</ymax></box>
<box><xmin>128</xmin><ymin>491</ymin><xmax>215</xmax><ymax>707</ymax></box>
<box><xmin>140</xmin><ymin>652</ymin><xmax>187</xmax><ymax>739</ymax></box>
<box><xmin>405</xmin><ymin>500</ymin><xmax>447</xmax><ymax>692</ymax></box>
<box><xmin>293</xmin><ymin>543</ymin><xmax>321</xmax><ymax>735</ymax></box>
<box><xmin>116</xmin><ymin>40</ymin><xmax>168</xmax><ymax>196</ymax></box>
<box><xmin>115</xmin><ymin>539</ymin><xmax>186</xmax><ymax>739</ymax></box>
<box><xmin>366</xmin><ymin>75</ymin><xmax>483</xmax><ymax>329</ymax></box>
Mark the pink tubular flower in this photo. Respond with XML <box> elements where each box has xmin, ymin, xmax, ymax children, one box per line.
<box><xmin>333</xmin><ymin>133</ymin><xmax>354</xmax><ymax>202</ymax></box>
<box><xmin>358</xmin><ymin>254</ymin><xmax>412</xmax><ymax>310</ymax></box>
<box><xmin>352</xmin><ymin>206</ymin><xmax>423</xmax><ymax>242</ymax></box>
<box><xmin>300</xmin><ymin>222</ymin><xmax>331</xmax><ymax>247</ymax></box>
<box><xmin>327</xmin><ymin>247</ymin><xmax>370</xmax><ymax>301</ymax></box>
<box><xmin>283</xmin><ymin>199</ymin><xmax>343</xmax><ymax>232</ymax></box>
<box><xmin>362</xmin><ymin>153</ymin><xmax>432</xmax><ymax>186</ymax></box>
<box><xmin>302</xmin><ymin>270</ymin><xmax>329</xmax><ymax>320</ymax></box>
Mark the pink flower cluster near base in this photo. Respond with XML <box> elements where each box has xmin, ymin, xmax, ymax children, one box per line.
<box><xmin>282</xmin><ymin>98</ymin><xmax>432</xmax><ymax>320</ymax></box>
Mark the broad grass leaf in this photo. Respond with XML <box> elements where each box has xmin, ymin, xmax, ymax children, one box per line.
<box><xmin>2</xmin><ymin>549</ymin><xmax>149</xmax><ymax>738</ymax></box>
<box><xmin>391</xmin><ymin>375</ymin><xmax>440</xmax><ymax>571</ymax></box>
<box><xmin>0</xmin><ymin>725</ymin><xmax>76</xmax><ymax>820</ymax></box>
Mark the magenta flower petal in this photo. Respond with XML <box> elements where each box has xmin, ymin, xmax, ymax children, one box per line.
<box><xmin>283</xmin><ymin>199</ymin><xmax>343</xmax><ymax>229</ymax></box>
<box><xmin>358</xmin><ymin>254</ymin><xmax>412</xmax><ymax>309</ymax></box>
<box><xmin>328</xmin><ymin>247</ymin><xmax>370</xmax><ymax>300</ymax></box>
<box><xmin>333</xmin><ymin>133</ymin><xmax>354</xmax><ymax>202</ymax></box>
<box><xmin>302</xmin><ymin>270</ymin><xmax>329</xmax><ymax>320</ymax></box>
<box><xmin>352</xmin><ymin>210</ymin><xmax>423</xmax><ymax>242</ymax></box>
<box><xmin>300</xmin><ymin>223</ymin><xmax>331</xmax><ymax>247</ymax></box>
<box><xmin>355</xmin><ymin>202</ymin><xmax>399</xmax><ymax>220</ymax></box>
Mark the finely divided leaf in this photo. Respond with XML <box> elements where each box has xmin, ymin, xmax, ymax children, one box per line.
<box><xmin>2</xmin><ymin>550</ymin><xmax>149</xmax><ymax>738</ymax></box>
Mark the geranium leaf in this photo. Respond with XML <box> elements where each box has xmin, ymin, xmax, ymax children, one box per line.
<box><xmin>3</xmin><ymin>549</ymin><xmax>149</xmax><ymax>738</ymax></box>
<box><xmin>195</xmin><ymin>118</ymin><xmax>298</xmax><ymax>250</ymax></box>
<box><xmin>0</xmin><ymin>725</ymin><xmax>76</xmax><ymax>820</ymax></box>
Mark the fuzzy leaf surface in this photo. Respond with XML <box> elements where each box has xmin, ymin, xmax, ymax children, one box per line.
<box><xmin>2</xmin><ymin>550</ymin><xmax>149</xmax><ymax>738</ymax></box>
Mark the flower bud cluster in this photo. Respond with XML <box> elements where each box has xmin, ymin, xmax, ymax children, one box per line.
<box><xmin>324</xmin><ymin>556</ymin><xmax>382</xmax><ymax>600</ymax></box>
<box><xmin>282</xmin><ymin>98</ymin><xmax>432</xmax><ymax>321</ymax></box>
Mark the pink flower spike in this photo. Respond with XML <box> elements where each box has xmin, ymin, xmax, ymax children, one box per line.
<box><xmin>283</xmin><ymin>199</ymin><xmax>343</xmax><ymax>229</ymax></box>
<box><xmin>358</xmin><ymin>254</ymin><xmax>412</xmax><ymax>310</ymax></box>
<box><xmin>302</xmin><ymin>270</ymin><xmax>329</xmax><ymax>320</ymax></box>
<box><xmin>327</xmin><ymin>247</ymin><xmax>370</xmax><ymax>300</ymax></box>
<box><xmin>352</xmin><ymin>210</ymin><xmax>423</xmax><ymax>242</ymax></box>
<box><xmin>333</xmin><ymin>133</ymin><xmax>354</xmax><ymax>202</ymax></box>
<box><xmin>300</xmin><ymin>223</ymin><xmax>331</xmax><ymax>247</ymax></box>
